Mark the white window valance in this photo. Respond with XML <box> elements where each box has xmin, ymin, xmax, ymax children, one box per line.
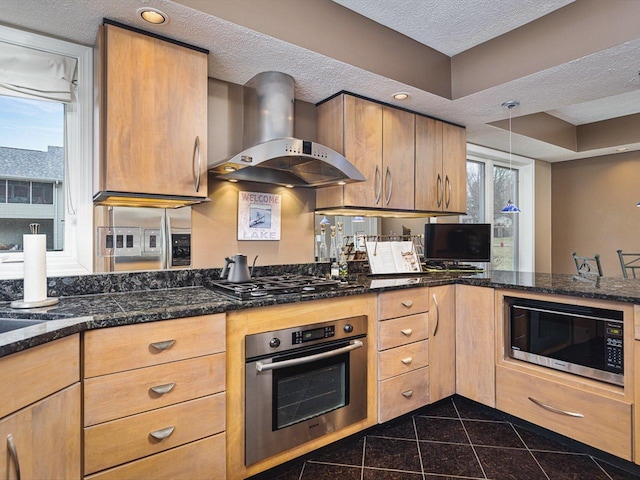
<box><xmin>0</xmin><ymin>42</ymin><xmax>77</xmax><ymax>103</ymax></box>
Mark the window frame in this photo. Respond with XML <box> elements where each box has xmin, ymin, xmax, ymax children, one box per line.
<box><xmin>0</xmin><ymin>25</ymin><xmax>93</xmax><ymax>279</ymax></box>
<box><xmin>466</xmin><ymin>143</ymin><xmax>535</xmax><ymax>272</ymax></box>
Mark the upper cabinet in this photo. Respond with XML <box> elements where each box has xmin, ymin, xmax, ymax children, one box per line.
<box><xmin>415</xmin><ymin>116</ymin><xmax>466</xmax><ymax>214</ymax></box>
<box><xmin>94</xmin><ymin>22</ymin><xmax>209</xmax><ymax>207</ymax></box>
<box><xmin>316</xmin><ymin>92</ymin><xmax>466</xmax><ymax>215</ymax></box>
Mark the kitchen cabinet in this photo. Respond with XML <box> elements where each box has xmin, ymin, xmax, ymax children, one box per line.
<box><xmin>83</xmin><ymin>314</ymin><xmax>226</xmax><ymax>479</ymax></box>
<box><xmin>94</xmin><ymin>22</ymin><xmax>208</xmax><ymax>205</ymax></box>
<box><xmin>415</xmin><ymin>116</ymin><xmax>467</xmax><ymax>214</ymax></box>
<box><xmin>377</xmin><ymin>287</ymin><xmax>430</xmax><ymax>423</ymax></box>
<box><xmin>428</xmin><ymin>285</ymin><xmax>456</xmax><ymax>402</ymax></box>
<box><xmin>382</xmin><ymin>106</ymin><xmax>415</xmax><ymax>210</ymax></box>
<box><xmin>455</xmin><ymin>285</ymin><xmax>495</xmax><ymax>407</ymax></box>
<box><xmin>0</xmin><ymin>335</ymin><xmax>81</xmax><ymax>480</ymax></box>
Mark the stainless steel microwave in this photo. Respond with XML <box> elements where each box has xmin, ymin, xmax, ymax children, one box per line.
<box><xmin>505</xmin><ymin>297</ymin><xmax>624</xmax><ymax>386</ymax></box>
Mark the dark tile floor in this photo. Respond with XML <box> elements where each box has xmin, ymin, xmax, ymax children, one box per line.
<box><xmin>249</xmin><ymin>395</ymin><xmax>640</xmax><ymax>480</ymax></box>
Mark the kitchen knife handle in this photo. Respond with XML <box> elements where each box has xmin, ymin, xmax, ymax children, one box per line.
<box><xmin>150</xmin><ymin>340</ymin><xmax>176</xmax><ymax>351</ymax></box>
<box><xmin>374</xmin><ymin>165</ymin><xmax>382</xmax><ymax>205</ymax></box>
<box><xmin>149</xmin><ymin>426</ymin><xmax>175</xmax><ymax>441</ymax></box>
<box><xmin>436</xmin><ymin>174</ymin><xmax>443</xmax><ymax>207</ymax></box>
<box><xmin>7</xmin><ymin>434</ymin><xmax>21</xmax><ymax>480</ymax></box>
<box><xmin>193</xmin><ymin>136</ymin><xmax>202</xmax><ymax>193</ymax></box>
<box><xmin>384</xmin><ymin>167</ymin><xmax>392</xmax><ymax>205</ymax></box>
<box><xmin>432</xmin><ymin>293</ymin><xmax>440</xmax><ymax>337</ymax></box>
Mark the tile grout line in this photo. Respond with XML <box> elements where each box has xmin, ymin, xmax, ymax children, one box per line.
<box><xmin>360</xmin><ymin>435</ymin><xmax>366</xmax><ymax>480</ymax></box>
<box><xmin>452</xmin><ymin>398</ymin><xmax>489</xmax><ymax>480</ymax></box>
<box><xmin>411</xmin><ymin>414</ymin><xmax>427</xmax><ymax>480</ymax></box>
<box><xmin>591</xmin><ymin>456</ymin><xmax>615</xmax><ymax>480</ymax></box>
<box><xmin>510</xmin><ymin>422</ymin><xmax>551</xmax><ymax>480</ymax></box>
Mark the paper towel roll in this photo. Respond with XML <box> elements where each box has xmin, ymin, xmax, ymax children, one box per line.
<box><xmin>23</xmin><ymin>234</ymin><xmax>47</xmax><ymax>303</ymax></box>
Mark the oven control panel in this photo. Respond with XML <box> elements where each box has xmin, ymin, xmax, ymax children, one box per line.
<box><xmin>293</xmin><ymin>325</ymin><xmax>335</xmax><ymax>344</ymax></box>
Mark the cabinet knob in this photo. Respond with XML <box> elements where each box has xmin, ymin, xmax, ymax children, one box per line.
<box><xmin>149</xmin><ymin>383</ymin><xmax>176</xmax><ymax>395</ymax></box>
<box><xmin>401</xmin><ymin>300</ymin><xmax>413</xmax><ymax>308</ymax></box>
<box><xmin>400</xmin><ymin>328</ymin><xmax>413</xmax><ymax>336</ymax></box>
<box><xmin>402</xmin><ymin>390</ymin><xmax>414</xmax><ymax>398</ymax></box>
<box><xmin>149</xmin><ymin>426</ymin><xmax>175</xmax><ymax>441</ymax></box>
<box><xmin>401</xmin><ymin>357</ymin><xmax>413</xmax><ymax>365</ymax></box>
<box><xmin>149</xmin><ymin>340</ymin><xmax>176</xmax><ymax>352</ymax></box>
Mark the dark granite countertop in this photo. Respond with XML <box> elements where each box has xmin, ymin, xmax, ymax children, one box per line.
<box><xmin>1</xmin><ymin>267</ymin><xmax>639</xmax><ymax>359</ymax></box>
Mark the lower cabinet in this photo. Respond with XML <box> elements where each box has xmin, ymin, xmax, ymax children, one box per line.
<box><xmin>377</xmin><ymin>288</ymin><xmax>430</xmax><ymax>423</ymax></box>
<box><xmin>428</xmin><ymin>285</ymin><xmax>456</xmax><ymax>402</ymax></box>
<box><xmin>497</xmin><ymin>365</ymin><xmax>632</xmax><ymax>460</ymax></box>
<box><xmin>82</xmin><ymin>314</ymin><xmax>226</xmax><ymax>479</ymax></box>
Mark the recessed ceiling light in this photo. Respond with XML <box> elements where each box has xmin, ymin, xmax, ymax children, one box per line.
<box><xmin>337</xmin><ymin>181</ymin><xmax>346</xmax><ymax>185</ymax></box>
<box><xmin>392</xmin><ymin>92</ymin><xmax>409</xmax><ymax>100</ymax></box>
<box><xmin>228</xmin><ymin>179</ymin><xmax>238</xmax><ymax>183</ymax></box>
<box><xmin>617</xmin><ymin>147</ymin><xmax>629</xmax><ymax>152</ymax></box>
<box><xmin>138</xmin><ymin>8</ymin><xmax>168</xmax><ymax>25</ymax></box>
<box><xmin>285</xmin><ymin>184</ymin><xmax>294</xmax><ymax>188</ymax></box>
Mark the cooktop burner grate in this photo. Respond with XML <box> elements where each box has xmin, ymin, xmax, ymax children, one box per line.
<box><xmin>208</xmin><ymin>274</ymin><xmax>345</xmax><ymax>300</ymax></box>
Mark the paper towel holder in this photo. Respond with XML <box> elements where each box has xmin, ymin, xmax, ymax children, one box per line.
<box><xmin>10</xmin><ymin>223</ymin><xmax>59</xmax><ymax>309</ymax></box>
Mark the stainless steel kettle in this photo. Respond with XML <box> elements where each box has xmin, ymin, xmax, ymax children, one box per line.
<box><xmin>221</xmin><ymin>254</ymin><xmax>258</xmax><ymax>283</ymax></box>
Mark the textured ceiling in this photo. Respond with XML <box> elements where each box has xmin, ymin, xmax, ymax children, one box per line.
<box><xmin>1</xmin><ymin>0</ymin><xmax>639</xmax><ymax>163</ymax></box>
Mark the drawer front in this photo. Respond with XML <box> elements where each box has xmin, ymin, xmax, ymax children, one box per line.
<box><xmin>378</xmin><ymin>340</ymin><xmax>428</xmax><ymax>380</ymax></box>
<box><xmin>84</xmin><ymin>314</ymin><xmax>225</xmax><ymax>378</ymax></box>
<box><xmin>0</xmin><ymin>335</ymin><xmax>79</xmax><ymax>419</ymax></box>
<box><xmin>496</xmin><ymin>366</ymin><xmax>632</xmax><ymax>460</ymax></box>
<box><xmin>379</xmin><ymin>313</ymin><xmax>428</xmax><ymax>350</ymax></box>
<box><xmin>378</xmin><ymin>287</ymin><xmax>429</xmax><ymax>320</ymax></box>
<box><xmin>84</xmin><ymin>393</ymin><xmax>225</xmax><ymax>474</ymax></box>
<box><xmin>85</xmin><ymin>433</ymin><xmax>225</xmax><ymax>480</ymax></box>
<box><xmin>378</xmin><ymin>367</ymin><xmax>429</xmax><ymax>423</ymax></box>
<box><xmin>84</xmin><ymin>353</ymin><xmax>225</xmax><ymax>426</ymax></box>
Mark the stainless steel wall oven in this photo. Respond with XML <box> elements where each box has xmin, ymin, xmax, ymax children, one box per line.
<box><xmin>506</xmin><ymin>297</ymin><xmax>624</xmax><ymax>385</ymax></box>
<box><xmin>245</xmin><ymin>315</ymin><xmax>367</xmax><ymax>465</ymax></box>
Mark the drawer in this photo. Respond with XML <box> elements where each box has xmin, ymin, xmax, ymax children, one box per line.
<box><xmin>84</xmin><ymin>393</ymin><xmax>225</xmax><ymax>474</ymax></box>
<box><xmin>378</xmin><ymin>287</ymin><xmax>429</xmax><ymax>320</ymax></box>
<box><xmin>84</xmin><ymin>314</ymin><xmax>225</xmax><ymax>378</ymax></box>
<box><xmin>496</xmin><ymin>366</ymin><xmax>632</xmax><ymax>460</ymax></box>
<box><xmin>84</xmin><ymin>353</ymin><xmax>225</xmax><ymax>426</ymax></box>
<box><xmin>378</xmin><ymin>340</ymin><xmax>428</xmax><ymax>380</ymax></box>
<box><xmin>0</xmin><ymin>335</ymin><xmax>79</xmax><ymax>419</ymax></box>
<box><xmin>378</xmin><ymin>366</ymin><xmax>429</xmax><ymax>423</ymax></box>
<box><xmin>85</xmin><ymin>433</ymin><xmax>225</xmax><ymax>480</ymax></box>
<box><xmin>379</xmin><ymin>313</ymin><xmax>428</xmax><ymax>350</ymax></box>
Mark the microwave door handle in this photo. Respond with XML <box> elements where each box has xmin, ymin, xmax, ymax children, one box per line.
<box><xmin>255</xmin><ymin>340</ymin><xmax>363</xmax><ymax>372</ymax></box>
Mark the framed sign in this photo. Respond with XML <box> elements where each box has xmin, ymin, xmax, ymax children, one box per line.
<box><xmin>237</xmin><ymin>191</ymin><xmax>281</xmax><ymax>241</ymax></box>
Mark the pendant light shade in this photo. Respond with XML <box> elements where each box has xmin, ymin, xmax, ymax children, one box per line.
<box><xmin>500</xmin><ymin>100</ymin><xmax>521</xmax><ymax>213</ymax></box>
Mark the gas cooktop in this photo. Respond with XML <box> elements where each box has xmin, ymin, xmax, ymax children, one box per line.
<box><xmin>208</xmin><ymin>274</ymin><xmax>351</xmax><ymax>301</ymax></box>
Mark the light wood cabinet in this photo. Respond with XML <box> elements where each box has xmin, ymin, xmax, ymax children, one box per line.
<box><xmin>455</xmin><ymin>284</ymin><xmax>495</xmax><ymax>407</ymax></box>
<box><xmin>429</xmin><ymin>285</ymin><xmax>456</xmax><ymax>402</ymax></box>
<box><xmin>0</xmin><ymin>335</ymin><xmax>81</xmax><ymax>480</ymax></box>
<box><xmin>83</xmin><ymin>314</ymin><xmax>226</xmax><ymax>479</ymax></box>
<box><xmin>95</xmin><ymin>22</ymin><xmax>208</xmax><ymax>202</ymax></box>
<box><xmin>377</xmin><ymin>287</ymin><xmax>430</xmax><ymax>422</ymax></box>
<box><xmin>382</xmin><ymin>106</ymin><xmax>415</xmax><ymax>210</ymax></box>
<box><xmin>415</xmin><ymin>116</ymin><xmax>467</xmax><ymax>214</ymax></box>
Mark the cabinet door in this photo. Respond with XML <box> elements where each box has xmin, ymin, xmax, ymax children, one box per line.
<box><xmin>429</xmin><ymin>285</ymin><xmax>456</xmax><ymax>402</ymax></box>
<box><xmin>382</xmin><ymin>107</ymin><xmax>415</xmax><ymax>210</ymax></box>
<box><xmin>442</xmin><ymin>123</ymin><xmax>467</xmax><ymax>213</ymax></box>
<box><xmin>415</xmin><ymin>116</ymin><xmax>443</xmax><ymax>211</ymax></box>
<box><xmin>0</xmin><ymin>384</ymin><xmax>81</xmax><ymax>480</ymax></box>
<box><xmin>455</xmin><ymin>285</ymin><xmax>495</xmax><ymax>407</ymax></box>
<box><xmin>101</xmin><ymin>24</ymin><xmax>208</xmax><ymax>198</ymax></box>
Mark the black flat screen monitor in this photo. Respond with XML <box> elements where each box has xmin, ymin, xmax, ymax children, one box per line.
<box><xmin>424</xmin><ymin>223</ymin><xmax>491</xmax><ymax>262</ymax></box>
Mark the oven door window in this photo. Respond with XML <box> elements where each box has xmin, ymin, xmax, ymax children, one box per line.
<box><xmin>272</xmin><ymin>348</ymin><xmax>349</xmax><ymax>431</ymax></box>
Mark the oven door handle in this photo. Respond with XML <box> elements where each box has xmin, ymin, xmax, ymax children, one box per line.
<box><xmin>255</xmin><ymin>340</ymin><xmax>364</xmax><ymax>372</ymax></box>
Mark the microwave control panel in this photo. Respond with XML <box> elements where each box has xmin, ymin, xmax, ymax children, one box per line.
<box><xmin>605</xmin><ymin>323</ymin><xmax>624</xmax><ymax>373</ymax></box>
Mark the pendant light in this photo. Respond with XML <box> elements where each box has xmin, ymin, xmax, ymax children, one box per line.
<box><xmin>500</xmin><ymin>100</ymin><xmax>521</xmax><ymax>213</ymax></box>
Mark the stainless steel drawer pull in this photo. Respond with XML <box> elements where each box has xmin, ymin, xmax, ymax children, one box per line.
<box><xmin>7</xmin><ymin>434</ymin><xmax>21</xmax><ymax>480</ymax></box>
<box><xmin>432</xmin><ymin>293</ymin><xmax>440</xmax><ymax>337</ymax></box>
<box><xmin>193</xmin><ymin>135</ymin><xmax>202</xmax><ymax>193</ymax></box>
<box><xmin>401</xmin><ymin>357</ymin><xmax>413</xmax><ymax>365</ymax></box>
<box><xmin>400</xmin><ymin>328</ymin><xmax>412</xmax><ymax>336</ymax></box>
<box><xmin>402</xmin><ymin>390</ymin><xmax>414</xmax><ymax>398</ymax></box>
<box><xmin>401</xmin><ymin>300</ymin><xmax>413</xmax><ymax>308</ymax></box>
<box><xmin>256</xmin><ymin>340</ymin><xmax>363</xmax><ymax>372</ymax></box>
<box><xmin>528</xmin><ymin>397</ymin><xmax>584</xmax><ymax>418</ymax></box>
<box><xmin>149</xmin><ymin>426</ymin><xmax>175</xmax><ymax>440</ymax></box>
<box><xmin>149</xmin><ymin>383</ymin><xmax>176</xmax><ymax>395</ymax></box>
<box><xmin>150</xmin><ymin>340</ymin><xmax>176</xmax><ymax>351</ymax></box>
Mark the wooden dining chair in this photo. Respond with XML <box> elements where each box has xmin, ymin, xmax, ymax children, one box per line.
<box><xmin>616</xmin><ymin>250</ymin><xmax>640</xmax><ymax>278</ymax></box>
<box><xmin>572</xmin><ymin>251</ymin><xmax>603</xmax><ymax>280</ymax></box>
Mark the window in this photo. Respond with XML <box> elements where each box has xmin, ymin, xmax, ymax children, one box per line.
<box><xmin>465</xmin><ymin>144</ymin><xmax>534</xmax><ymax>272</ymax></box>
<box><xmin>0</xmin><ymin>25</ymin><xmax>93</xmax><ymax>279</ymax></box>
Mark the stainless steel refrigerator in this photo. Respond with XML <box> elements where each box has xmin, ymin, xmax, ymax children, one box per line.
<box><xmin>96</xmin><ymin>207</ymin><xmax>191</xmax><ymax>272</ymax></box>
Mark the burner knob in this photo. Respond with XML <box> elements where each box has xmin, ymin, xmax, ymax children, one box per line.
<box><xmin>269</xmin><ymin>338</ymin><xmax>281</xmax><ymax>349</ymax></box>
<box><xmin>343</xmin><ymin>324</ymin><xmax>354</xmax><ymax>333</ymax></box>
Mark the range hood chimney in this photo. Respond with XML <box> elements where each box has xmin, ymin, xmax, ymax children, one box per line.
<box><xmin>209</xmin><ymin>71</ymin><xmax>365</xmax><ymax>187</ymax></box>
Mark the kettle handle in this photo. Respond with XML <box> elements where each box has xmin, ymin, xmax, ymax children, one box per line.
<box><xmin>250</xmin><ymin>255</ymin><xmax>259</xmax><ymax>277</ymax></box>
<box><xmin>221</xmin><ymin>257</ymin><xmax>234</xmax><ymax>279</ymax></box>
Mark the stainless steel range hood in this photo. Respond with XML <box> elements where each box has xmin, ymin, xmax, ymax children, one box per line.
<box><xmin>209</xmin><ymin>72</ymin><xmax>365</xmax><ymax>187</ymax></box>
